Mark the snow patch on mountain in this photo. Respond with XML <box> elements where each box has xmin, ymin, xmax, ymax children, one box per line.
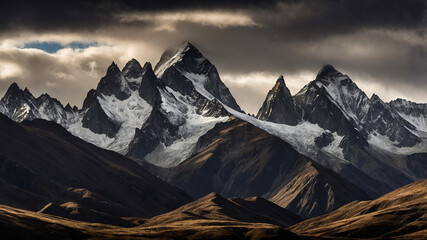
<box><xmin>159</xmin><ymin>87</ymin><xmax>188</xmax><ymax>126</ymax></box>
<box><xmin>0</xmin><ymin>102</ymin><xmax>5</xmax><ymax>115</ymax></box>
<box><xmin>315</xmin><ymin>77</ymin><xmax>369</xmax><ymax>128</ymax></box>
<box><xmin>322</xmin><ymin>132</ymin><xmax>346</xmax><ymax>161</ymax></box>
<box><xmin>182</xmin><ymin>72</ymin><xmax>215</xmax><ymax>100</ymax></box>
<box><xmin>66</xmin><ymin>120</ymin><xmax>115</xmax><ymax>149</ymax></box>
<box><xmin>368</xmin><ymin>131</ymin><xmax>427</xmax><ymax>156</ymax></box>
<box><xmin>224</xmin><ymin>105</ymin><xmax>348</xmax><ymax>165</ymax></box>
<box><xmin>396</xmin><ymin>112</ymin><xmax>427</xmax><ymax>133</ymax></box>
<box><xmin>145</xmin><ymin>87</ymin><xmax>228</xmax><ymax>167</ymax></box>
<box><xmin>16</xmin><ymin>103</ymin><xmax>31</xmax><ymax>122</ymax></box>
<box><xmin>97</xmin><ymin>92</ymin><xmax>151</xmax><ymax>127</ymax></box>
<box><xmin>154</xmin><ymin>44</ymin><xmax>188</xmax><ymax>78</ymax></box>
<box><xmin>67</xmin><ymin>91</ymin><xmax>152</xmax><ymax>154</ymax></box>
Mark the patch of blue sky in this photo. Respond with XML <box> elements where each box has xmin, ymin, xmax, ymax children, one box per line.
<box><xmin>20</xmin><ymin>41</ymin><xmax>98</xmax><ymax>53</ymax></box>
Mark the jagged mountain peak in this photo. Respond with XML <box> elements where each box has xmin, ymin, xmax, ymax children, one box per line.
<box><xmin>3</xmin><ymin>82</ymin><xmax>35</xmax><ymax>101</ymax></box>
<box><xmin>154</xmin><ymin>41</ymin><xmax>204</xmax><ymax>77</ymax></box>
<box><xmin>256</xmin><ymin>75</ymin><xmax>299</xmax><ymax>125</ymax></box>
<box><xmin>0</xmin><ymin>82</ymin><xmax>77</xmax><ymax>124</ymax></box>
<box><xmin>37</xmin><ymin>93</ymin><xmax>54</xmax><ymax>104</ymax></box>
<box><xmin>315</xmin><ymin>64</ymin><xmax>357</xmax><ymax>88</ymax></box>
<box><xmin>6</xmin><ymin>82</ymin><xmax>21</xmax><ymax>93</ymax></box>
<box><xmin>181</xmin><ymin>41</ymin><xmax>203</xmax><ymax>57</ymax></box>
<box><xmin>370</xmin><ymin>93</ymin><xmax>382</xmax><ymax>102</ymax></box>
<box><xmin>392</xmin><ymin>97</ymin><xmax>406</xmax><ymax>103</ymax></box>
<box><xmin>36</xmin><ymin>93</ymin><xmax>64</xmax><ymax>108</ymax></box>
<box><xmin>23</xmin><ymin>87</ymin><xmax>34</xmax><ymax>98</ymax></box>
<box><xmin>316</xmin><ymin>64</ymin><xmax>341</xmax><ymax>79</ymax></box>
<box><xmin>154</xmin><ymin>41</ymin><xmax>241</xmax><ymax>112</ymax></box>
<box><xmin>142</xmin><ymin>62</ymin><xmax>155</xmax><ymax>76</ymax></box>
<box><xmin>138</xmin><ymin>62</ymin><xmax>163</xmax><ymax>106</ymax></box>
<box><xmin>174</xmin><ymin>41</ymin><xmax>202</xmax><ymax>58</ymax></box>
<box><xmin>64</xmin><ymin>103</ymin><xmax>74</xmax><ymax>112</ymax></box>
<box><xmin>3</xmin><ymin>82</ymin><xmax>24</xmax><ymax>101</ymax></box>
<box><xmin>82</xmin><ymin>89</ymin><xmax>99</xmax><ymax>110</ymax></box>
<box><xmin>37</xmin><ymin>92</ymin><xmax>52</xmax><ymax>100</ymax></box>
<box><xmin>294</xmin><ymin>65</ymin><xmax>421</xmax><ymax>148</ymax></box>
<box><xmin>274</xmin><ymin>75</ymin><xmax>286</xmax><ymax>89</ymax></box>
<box><xmin>122</xmin><ymin>58</ymin><xmax>143</xmax><ymax>79</ymax></box>
<box><xmin>107</xmin><ymin>61</ymin><xmax>120</xmax><ymax>72</ymax></box>
<box><xmin>96</xmin><ymin>61</ymin><xmax>131</xmax><ymax>100</ymax></box>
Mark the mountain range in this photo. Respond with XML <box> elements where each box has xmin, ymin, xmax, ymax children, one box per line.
<box><xmin>0</xmin><ymin>41</ymin><xmax>426</xmax><ymax>238</ymax></box>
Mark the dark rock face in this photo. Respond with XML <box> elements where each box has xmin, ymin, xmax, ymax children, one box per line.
<box><xmin>127</xmin><ymin>98</ymin><xmax>180</xmax><ymax>160</ymax></box>
<box><xmin>96</xmin><ymin>62</ymin><xmax>131</xmax><ymax>100</ymax></box>
<box><xmin>122</xmin><ymin>58</ymin><xmax>143</xmax><ymax>91</ymax></box>
<box><xmin>295</xmin><ymin>81</ymin><xmax>368</xmax><ymax>142</ymax></box>
<box><xmin>315</xmin><ymin>132</ymin><xmax>334</xmax><ymax>148</ymax></box>
<box><xmin>160</xmin><ymin>65</ymin><xmax>197</xmax><ymax>97</ymax></box>
<box><xmin>128</xmin><ymin>67</ymin><xmax>182</xmax><ymax>160</ymax></box>
<box><xmin>138</xmin><ymin>62</ymin><xmax>162</xmax><ymax>107</ymax></box>
<box><xmin>256</xmin><ymin>76</ymin><xmax>299</xmax><ymax>125</ymax></box>
<box><xmin>363</xmin><ymin>95</ymin><xmax>420</xmax><ymax>147</ymax></box>
<box><xmin>316</xmin><ymin>65</ymin><xmax>371</xmax><ymax>124</ymax></box>
<box><xmin>82</xmin><ymin>90</ymin><xmax>120</xmax><ymax>138</ymax></box>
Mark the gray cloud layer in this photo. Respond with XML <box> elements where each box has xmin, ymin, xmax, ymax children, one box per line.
<box><xmin>0</xmin><ymin>0</ymin><xmax>426</xmax><ymax>113</ymax></box>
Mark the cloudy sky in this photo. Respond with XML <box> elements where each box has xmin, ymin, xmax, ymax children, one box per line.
<box><xmin>0</xmin><ymin>0</ymin><xmax>426</xmax><ymax>113</ymax></box>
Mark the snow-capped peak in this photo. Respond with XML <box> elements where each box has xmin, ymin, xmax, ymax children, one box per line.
<box><xmin>310</xmin><ymin>65</ymin><xmax>370</xmax><ymax>127</ymax></box>
<box><xmin>154</xmin><ymin>42</ymin><xmax>194</xmax><ymax>78</ymax></box>
<box><xmin>154</xmin><ymin>41</ymin><xmax>241</xmax><ymax>112</ymax></box>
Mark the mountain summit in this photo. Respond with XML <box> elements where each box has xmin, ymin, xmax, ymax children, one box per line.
<box><xmin>155</xmin><ymin>41</ymin><xmax>242</xmax><ymax>112</ymax></box>
<box><xmin>257</xmin><ymin>75</ymin><xmax>299</xmax><ymax>125</ymax></box>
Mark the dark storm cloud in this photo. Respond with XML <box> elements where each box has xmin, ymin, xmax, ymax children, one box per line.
<box><xmin>259</xmin><ymin>0</ymin><xmax>427</xmax><ymax>39</ymax></box>
<box><xmin>1</xmin><ymin>0</ymin><xmax>425</xmax><ymax>33</ymax></box>
<box><xmin>0</xmin><ymin>0</ymin><xmax>279</xmax><ymax>32</ymax></box>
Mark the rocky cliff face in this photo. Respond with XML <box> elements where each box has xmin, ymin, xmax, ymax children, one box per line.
<box><xmin>257</xmin><ymin>76</ymin><xmax>299</xmax><ymax>125</ymax></box>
